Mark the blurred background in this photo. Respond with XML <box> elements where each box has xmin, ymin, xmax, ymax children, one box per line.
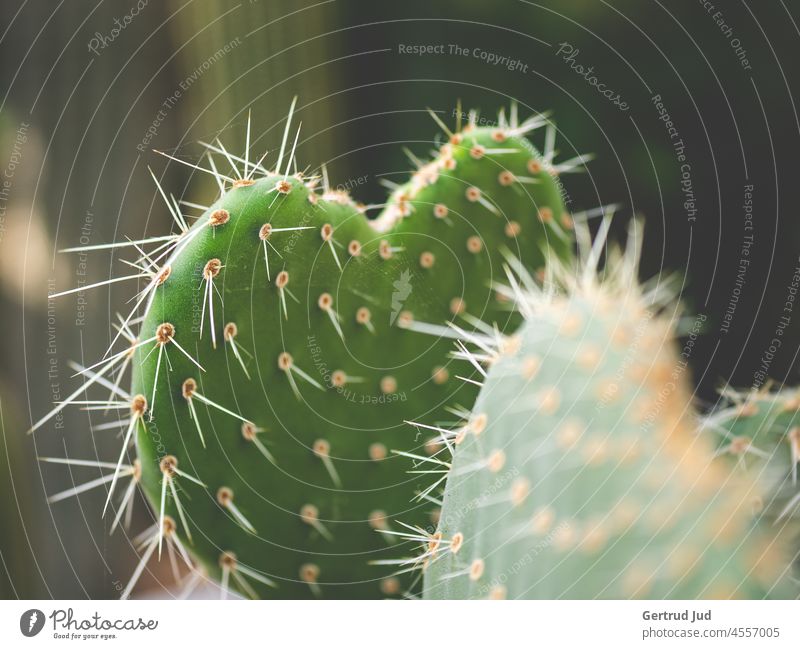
<box><xmin>0</xmin><ymin>0</ymin><xmax>798</xmax><ymax>598</ymax></box>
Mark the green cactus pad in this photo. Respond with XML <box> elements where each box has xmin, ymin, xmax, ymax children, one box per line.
<box><xmin>118</xmin><ymin>110</ymin><xmax>574</xmax><ymax>598</ymax></box>
<box><xmin>420</xmin><ymin>246</ymin><xmax>794</xmax><ymax>599</ymax></box>
<box><xmin>701</xmin><ymin>388</ymin><xmax>800</xmax><ymax>528</ymax></box>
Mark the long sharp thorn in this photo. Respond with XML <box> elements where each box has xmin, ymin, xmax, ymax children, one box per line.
<box><xmin>215</xmin><ymin>138</ymin><xmax>241</xmax><ymax>179</ymax></box>
<box><xmin>149</xmin><ymin>167</ymin><xmax>185</xmax><ymax>233</ymax></box>
<box><xmin>208</xmin><ymin>279</ymin><xmax>217</xmax><ymax>349</ymax></box>
<box><xmin>583</xmin><ymin>208</ymin><xmax>615</xmax><ymax>283</ymax></box>
<box><xmin>29</xmin><ymin>354</ymin><xmax>123</xmax><ymax>433</ymax></box>
<box><xmin>39</xmin><ymin>457</ymin><xmax>121</xmax><ymax>470</ymax></box>
<box><xmin>154</xmin><ymin>150</ymin><xmax>235</xmax><ymax>184</ymax></box>
<box><xmin>544</xmin><ymin>123</ymin><xmax>556</xmax><ymax>162</ymax></box>
<box><xmin>284</xmin><ymin>123</ymin><xmax>301</xmax><ymax>179</ymax></box>
<box><xmin>220</xmin><ymin>566</ymin><xmax>231</xmax><ymax>600</ymax></box>
<box><xmin>169</xmin><ymin>337</ymin><xmax>205</xmax><ymax>372</ymax></box>
<box><xmin>236</xmin><ymin>564</ymin><xmax>276</xmax><ymax>588</ymax></box>
<box><xmin>186</xmin><ymin>398</ymin><xmax>206</xmax><ymax>448</ymax></box>
<box><xmin>262</xmin><ymin>241</ymin><xmax>271</xmax><ymax>282</ymax></box>
<box><xmin>159</xmin><ymin>475</ymin><xmax>168</xmax><ymax>559</ymax></box>
<box><xmin>48</xmin><ymin>273</ymin><xmax>149</xmax><ymax>298</ymax></box>
<box><xmin>206</xmin><ymin>152</ymin><xmax>226</xmax><ymax>194</ymax></box>
<box><xmin>245</xmin><ymin>109</ymin><xmax>251</xmax><ymax>179</ymax></box>
<box><xmin>103</xmin><ymin>417</ymin><xmax>139</xmax><ymax>516</ymax></box>
<box><xmin>121</xmin><ymin>535</ymin><xmax>158</xmax><ymax>600</ymax></box>
<box><xmin>67</xmin><ymin>361</ymin><xmax>130</xmax><ymax>399</ymax></box>
<box><xmin>172</xmin><ymin>467</ymin><xmax>206</xmax><ymax>487</ymax></box>
<box><xmin>168</xmin><ymin>477</ymin><xmax>192</xmax><ymax>541</ymax></box>
<box><xmin>229</xmin><ymin>339</ymin><xmax>250</xmax><ymax>379</ymax></box>
<box><xmin>193</xmin><ymin>392</ymin><xmax>251</xmax><ymax>424</ymax></box>
<box><xmin>250</xmin><ymin>150</ymin><xmax>269</xmax><ymax>179</ymax></box>
<box><xmin>170</xmin><ymin>194</ymin><xmax>189</xmax><ymax>233</ymax></box>
<box><xmin>47</xmin><ymin>472</ymin><xmax>118</xmax><ymax>504</ymax></box>
<box><xmin>426</xmin><ymin>108</ymin><xmax>454</xmax><ymax>138</ymax></box>
<box><xmin>59</xmin><ymin>235</ymin><xmax>178</xmax><ymax>254</ymax></box>
<box><xmin>149</xmin><ymin>343</ymin><xmax>165</xmax><ymax>419</ymax></box>
<box><xmin>199</xmin><ymin>143</ymin><xmax>268</xmax><ymax>178</ymax></box>
<box><xmin>111</xmin><ymin>478</ymin><xmax>138</xmax><ymax>533</ymax></box>
<box><xmin>275</xmin><ymin>96</ymin><xmax>297</xmax><ymax>174</ymax></box>
<box><xmin>231</xmin><ymin>572</ymin><xmax>259</xmax><ymax>600</ymax></box>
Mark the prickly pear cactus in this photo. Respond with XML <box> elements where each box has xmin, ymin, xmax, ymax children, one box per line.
<box><xmin>419</xmin><ymin>237</ymin><xmax>795</xmax><ymax>599</ymax></box>
<box><xmin>41</xmin><ymin>105</ymin><xmax>581</xmax><ymax>598</ymax></box>
<box><xmin>701</xmin><ymin>387</ymin><xmax>800</xmax><ymax>526</ymax></box>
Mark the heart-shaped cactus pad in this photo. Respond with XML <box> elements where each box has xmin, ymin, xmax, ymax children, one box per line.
<box><xmin>49</xmin><ymin>107</ymin><xmax>580</xmax><ymax>598</ymax></box>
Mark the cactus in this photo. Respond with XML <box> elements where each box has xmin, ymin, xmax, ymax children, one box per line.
<box><xmin>37</xmin><ymin>104</ymin><xmax>587</xmax><ymax>598</ymax></box>
<box><xmin>418</xmin><ymin>225</ymin><xmax>796</xmax><ymax>599</ymax></box>
<box><xmin>700</xmin><ymin>387</ymin><xmax>800</xmax><ymax>532</ymax></box>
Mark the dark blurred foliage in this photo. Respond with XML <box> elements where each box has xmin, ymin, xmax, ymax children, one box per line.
<box><xmin>0</xmin><ymin>0</ymin><xmax>797</xmax><ymax>597</ymax></box>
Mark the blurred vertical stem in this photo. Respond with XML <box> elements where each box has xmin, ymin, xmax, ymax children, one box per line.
<box><xmin>0</xmin><ymin>387</ymin><xmax>42</xmax><ymax>597</ymax></box>
<box><xmin>0</xmin><ymin>1</ymin><xmax>183</xmax><ymax>597</ymax></box>
<box><xmin>170</xmin><ymin>0</ymin><xmax>348</xmax><ymax>182</ymax></box>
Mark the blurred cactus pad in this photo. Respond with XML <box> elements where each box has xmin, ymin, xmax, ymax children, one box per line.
<box><xmin>42</xmin><ymin>105</ymin><xmax>583</xmax><ymax>598</ymax></box>
<box><xmin>701</xmin><ymin>387</ymin><xmax>800</xmax><ymax>533</ymax></box>
<box><xmin>419</xmin><ymin>234</ymin><xmax>798</xmax><ymax>599</ymax></box>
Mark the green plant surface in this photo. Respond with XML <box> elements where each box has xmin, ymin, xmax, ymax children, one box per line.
<box><xmin>420</xmin><ymin>241</ymin><xmax>796</xmax><ymax>599</ymax></box>
<box><xmin>701</xmin><ymin>388</ymin><xmax>800</xmax><ymax>530</ymax></box>
<box><xmin>73</xmin><ymin>108</ymin><xmax>575</xmax><ymax>598</ymax></box>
